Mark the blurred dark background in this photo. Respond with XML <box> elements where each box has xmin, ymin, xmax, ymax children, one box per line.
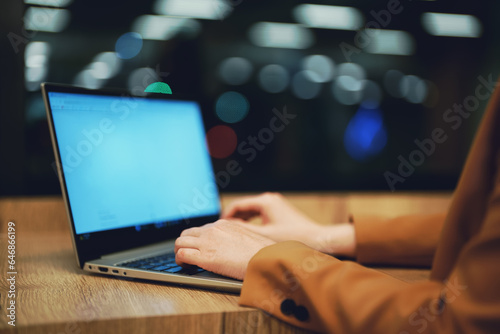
<box><xmin>1</xmin><ymin>0</ymin><xmax>499</xmax><ymax>196</ymax></box>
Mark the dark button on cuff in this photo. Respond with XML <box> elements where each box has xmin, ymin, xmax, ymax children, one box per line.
<box><xmin>294</xmin><ymin>305</ymin><xmax>309</xmax><ymax>322</ymax></box>
<box><xmin>280</xmin><ymin>299</ymin><xmax>296</xmax><ymax>316</ymax></box>
<box><xmin>280</xmin><ymin>299</ymin><xmax>310</xmax><ymax>322</ymax></box>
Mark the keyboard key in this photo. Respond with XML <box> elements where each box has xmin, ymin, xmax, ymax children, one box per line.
<box><xmin>148</xmin><ymin>262</ymin><xmax>165</xmax><ymax>266</ymax></box>
<box><xmin>139</xmin><ymin>264</ymin><xmax>156</xmax><ymax>269</ymax></box>
<box><xmin>150</xmin><ymin>265</ymin><xmax>170</xmax><ymax>271</ymax></box>
<box><xmin>165</xmin><ymin>266</ymin><xmax>183</xmax><ymax>273</ymax></box>
<box><xmin>118</xmin><ymin>253</ymin><xmax>184</xmax><ymax>272</ymax></box>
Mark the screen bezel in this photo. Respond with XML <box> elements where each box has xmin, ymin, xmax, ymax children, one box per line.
<box><xmin>41</xmin><ymin>83</ymin><xmax>220</xmax><ymax>268</ymax></box>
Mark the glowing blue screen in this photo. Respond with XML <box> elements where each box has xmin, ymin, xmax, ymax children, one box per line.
<box><xmin>48</xmin><ymin>92</ymin><xmax>220</xmax><ymax>235</ymax></box>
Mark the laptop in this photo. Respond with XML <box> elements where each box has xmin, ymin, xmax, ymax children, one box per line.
<box><xmin>41</xmin><ymin>83</ymin><xmax>242</xmax><ymax>293</ymax></box>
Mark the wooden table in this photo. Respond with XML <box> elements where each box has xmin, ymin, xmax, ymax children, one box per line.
<box><xmin>0</xmin><ymin>192</ymin><xmax>451</xmax><ymax>333</ymax></box>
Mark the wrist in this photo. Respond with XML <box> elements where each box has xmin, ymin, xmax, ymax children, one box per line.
<box><xmin>314</xmin><ymin>223</ymin><xmax>357</xmax><ymax>258</ymax></box>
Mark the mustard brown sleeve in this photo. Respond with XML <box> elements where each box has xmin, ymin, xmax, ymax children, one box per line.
<box><xmin>353</xmin><ymin>213</ymin><xmax>447</xmax><ymax>267</ymax></box>
<box><xmin>239</xmin><ymin>241</ymin><xmax>442</xmax><ymax>333</ymax></box>
<box><xmin>239</xmin><ymin>239</ymin><xmax>499</xmax><ymax>333</ymax></box>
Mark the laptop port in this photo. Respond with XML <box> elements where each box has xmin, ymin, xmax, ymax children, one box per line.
<box><xmin>112</xmin><ymin>269</ymin><xmax>119</xmax><ymax>274</ymax></box>
<box><xmin>98</xmin><ymin>267</ymin><xmax>109</xmax><ymax>273</ymax></box>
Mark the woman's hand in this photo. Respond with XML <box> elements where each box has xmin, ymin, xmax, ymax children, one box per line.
<box><xmin>174</xmin><ymin>193</ymin><xmax>357</xmax><ymax>280</ymax></box>
<box><xmin>174</xmin><ymin>219</ymin><xmax>275</xmax><ymax>280</ymax></box>
<box><xmin>222</xmin><ymin>192</ymin><xmax>356</xmax><ymax>257</ymax></box>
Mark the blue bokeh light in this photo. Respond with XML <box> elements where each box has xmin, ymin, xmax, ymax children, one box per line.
<box><xmin>115</xmin><ymin>32</ymin><xmax>143</xmax><ymax>59</ymax></box>
<box><xmin>344</xmin><ymin>105</ymin><xmax>387</xmax><ymax>161</ymax></box>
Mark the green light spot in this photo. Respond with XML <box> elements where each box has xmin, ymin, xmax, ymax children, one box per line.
<box><xmin>144</xmin><ymin>82</ymin><xmax>172</xmax><ymax>94</ymax></box>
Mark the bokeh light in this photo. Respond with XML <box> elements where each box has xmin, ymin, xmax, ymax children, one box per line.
<box><xmin>301</xmin><ymin>55</ymin><xmax>335</xmax><ymax>83</ymax></box>
<box><xmin>24</xmin><ymin>7</ymin><xmax>70</xmax><ymax>32</ymax></box>
<box><xmin>115</xmin><ymin>32</ymin><xmax>143</xmax><ymax>59</ymax></box>
<box><xmin>344</xmin><ymin>105</ymin><xmax>387</xmax><ymax>161</ymax></box>
<box><xmin>218</xmin><ymin>57</ymin><xmax>253</xmax><ymax>85</ymax></box>
<box><xmin>258</xmin><ymin>64</ymin><xmax>290</xmax><ymax>93</ymax></box>
<box><xmin>74</xmin><ymin>69</ymin><xmax>104</xmax><ymax>90</ymax></box>
<box><xmin>25</xmin><ymin>41</ymin><xmax>50</xmax><ymax>91</ymax></box>
<box><xmin>293</xmin><ymin>4</ymin><xmax>364</xmax><ymax>31</ymax></box>
<box><xmin>25</xmin><ymin>0</ymin><xmax>73</xmax><ymax>7</ymax></box>
<box><xmin>332</xmin><ymin>76</ymin><xmax>363</xmax><ymax>105</ymax></box>
<box><xmin>25</xmin><ymin>66</ymin><xmax>48</xmax><ymax>82</ymax></box>
<box><xmin>215</xmin><ymin>91</ymin><xmax>249</xmax><ymax>123</ymax></box>
<box><xmin>332</xmin><ymin>63</ymin><xmax>367</xmax><ymax>105</ymax></box>
<box><xmin>337</xmin><ymin>62</ymin><xmax>366</xmax><ymax>81</ymax></box>
<box><xmin>365</xmin><ymin>29</ymin><xmax>415</xmax><ymax>56</ymax></box>
<box><xmin>176</xmin><ymin>19</ymin><xmax>202</xmax><ymax>39</ymax></box>
<box><xmin>248</xmin><ymin>22</ymin><xmax>314</xmax><ymax>49</ymax></box>
<box><xmin>128</xmin><ymin>67</ymin><xmax>160</xmax><ymax>96</ymax></box>
<box><xmin>154</xmin><ymin>0</ymin><xmax>233</xmax><ymax>20</ymax></box>
<box><xmin>89</xmin><ymin>61</ymin><xmax>111</xmax><ymax>80</ymax></box>
<box><xmin>25</xmin><ymin>42</ymin><xmax>50</xmax><ymax>66</ymax></box>
<box><xmin>132</xmin><ymin>15</ymin><xmax>200</xmax><ymax>40</ymax></box>
<box><xmin>291</xmin><ymin>71</ymin><xmax>322</xmax><ymax>99</ymax></box>
<box><xmin>400</xmin><ymin>75</ymin><xmax>428</xmax><ymax>104</ymax></box>
<box><xmin>206</xmin><ymin>125</ymin><xmax>238</xmax><ymax>159</ymax></box>
<box><xmin>91</xmin><ymin>52</ymin><xmax>122</xmax><ymax>79</ymax></box>
<box><xmin>25</xmin><ymin>66</ymin><xmax>48</xmax><ymax>91</ymax></box>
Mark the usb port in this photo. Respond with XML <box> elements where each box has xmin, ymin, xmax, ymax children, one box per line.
<box><xmin>98</xmin><ymin>267</ymin><xmax>109</xmax><ymax>273</ymax></box>
<box><xmin>112</xmin><ymin>269</ymin><xmax>119</xmax><ymax>274</ymax></box>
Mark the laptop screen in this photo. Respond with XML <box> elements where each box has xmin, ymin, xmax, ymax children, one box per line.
<box><xmin>47</xmin><ymin>90</ymin><xmax>220</xmax><ymax>236</ymax></box>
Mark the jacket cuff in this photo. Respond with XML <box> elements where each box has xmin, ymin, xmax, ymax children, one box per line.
<box><xmin>239</xmin><ymin>241</ymin><xmax>342</xmax><ymax>332</ymax></box>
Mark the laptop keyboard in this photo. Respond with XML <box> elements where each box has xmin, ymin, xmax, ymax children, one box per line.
<box><xmin>118</xmin><ymin>253</ymin><xmax>205</xmax><ymax>275</ymax></box>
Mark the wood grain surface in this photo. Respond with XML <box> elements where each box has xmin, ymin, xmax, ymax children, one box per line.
<box><xmin>0</xmin><ymin>192</ymin><xmax>452</xmax><ymax>333</ymax></box>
